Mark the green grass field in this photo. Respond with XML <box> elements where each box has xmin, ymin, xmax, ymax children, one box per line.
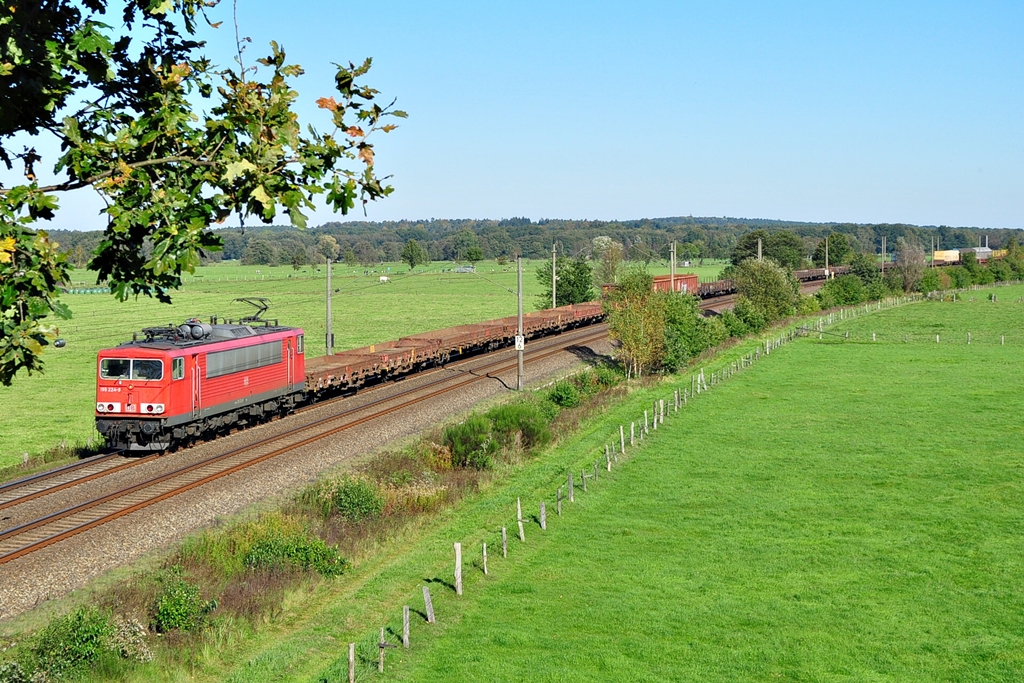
<box><xmin>0</xmin><ymin>258</ymin><xmax>725</xmax><ymax>467</ymax></box>
<box><xmin>353</xmin><ymin>290</ymin><xmax>1024</xmax><ymax>682</ymax></box>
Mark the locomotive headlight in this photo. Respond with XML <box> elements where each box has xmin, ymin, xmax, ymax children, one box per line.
<box><xmin>97</xmin><ymin>402</ymin><xmax>121</xmax><ymax>413</ymax></box>
<box><xmin>142</xmin><ymin>403</ymin><xmax>165</xmax><ymax>414</ymax></box>
<box><xmin>96</xmin><ymin>403</ymin><xmax>105</xmax><ymax>413</ymax></box>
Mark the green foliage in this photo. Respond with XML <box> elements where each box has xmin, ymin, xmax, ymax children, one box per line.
<box><xmin>812</xmin><ymin>232</ymin><xmax>852</xmax><ymax>267</ymax></box>
<box><xmin>661</xmin><ymin>293</ymin><xmax>728</xmax><ymax>371</ymax></box>
<box><xmin>535</xmin><ymin>255</ymin><xmax>595</xmax><ymax>308</ymax></box>
<box><xmin>0</xmin><ymin>227</ymin><xmax>71</xmax><ymax>385</ymax></box>
<box><xmin>1</xmin><ymin>0</ymin><xmax>405</xmax><ymax>385</ymax></box>
<box><xmin>718</xmin><ymin>309</ymin><xmax>751</xmax><ymax>337</ymax></box>
<box><xmin>604</xmin><ymin>266</ymin><xmax>664</xmax><ymax>378</ymax></box>
<box><xmin>244</xmin><ymin>535</ymin><xmax>349</xmax><ymax>577</ymax></box>
<box><xmin>303</xmin><ymin>476</ymin><xmax>385</xmax><ymax>522</ymax></box>
<box><xmin>732</xmin><ymin>230</ymin><xmax>805</xmax><ymax>269</ymax></box>
<box><xmin>27</xmin><ymin>606</ymin><xmax>113</xmax><ymax>679</ymax></box>
<box><xmin>151</xmin><ymin>569</ymin><xmax>217</xmax><ymax>633</ymax></box>
<box><xmin>485</xmin><ymin>400</ymin><xmax>552</xmax><ymax>450</ymax></box>
<box><xmin>546</xmin><ymin>380</ymin><xmax>582</xmax><ymax>408</ymax></box>
<box><xmin>400</xmin><ymin>239</ymin><xmax>429</xmax><ymax>270</ymax></box>
<box><xmin>442</xmin><ymin>415</ymin><xmax>496</xmax><ymax>470</ymax></box>
<box><xmin>733</xmin><ymin>259</ymin><xmax>800</xmax><ymax>326</ymax></box>
<box><xmin>916</xmin><ymin>269</ymin><xmax>940</xmax><ymax>293</ymax></box>
<box><xmin>849</xmin><ymin>251</ymin><xmax>881</xmax><ymax>283</ymax></box>
<box><xmin>816</xmin><ymin>274</ymin><xmax>865</xmax><ymax>308</ymax></box>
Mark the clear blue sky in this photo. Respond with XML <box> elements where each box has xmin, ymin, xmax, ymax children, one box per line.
<box><xmin>47</xmin><ymin>0</ymin><xmax>1024</xmax><ymax>229</ymax></box>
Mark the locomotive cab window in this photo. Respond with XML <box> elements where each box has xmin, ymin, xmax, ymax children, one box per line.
<box><xmin>132</xmin><ymin>359</ymin><xmax>163</xmax><ymax>381</ymax></box>
<box><xmin>100</xmin><ymin>358</ymin><xmax>131</xmax><ymax>380</ymax></box>
<box><xmin>172</xmin><ymin>357</ymin><xmax>184</xmax><ymax>380</ymax></box>
<box><xmin>297</xmin><ymin>335</ymin><xmax>304</xmax><ymax>354</ymax></box>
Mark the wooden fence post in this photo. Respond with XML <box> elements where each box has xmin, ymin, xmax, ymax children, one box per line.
<box><xmin>403</xmin><ymin>605</ymin><xmax>410</xmax><ymax>648</ymax></box>
<box><xmin>569</xmin><ymin>472</ymin><xmax>575</xmax><ymax>502</ymax></box>
<box><xmin>594</xmin><ymin>460</ymin><xmax>599</xmax><ymax>481</ymax></box>
<box><xmin>582</xmin><ymin>468</ymin><xmax>588</xmax><ymax>492</ymax></box>
<box><xmin>423</xmin><ymin>586</ymin><xmax>435</xmax><ymax>623</ymax></box>
<box><xmin>517</xmin><ymin>498</ymin><xmax>525</xmax><ymax>542</ymax></box>
<box><xmin>557</xmin><ymin>486</ymin><xmax>563</xmax><ymax>515</ymax></box>
<box><xmin>652</xmin><ymin>403</ymin><xmax>658</xmax><ymax>431</ymax></box>
<box><xmin>502</xmin><ymin>527</ymin><xmax>508</xmax><ymax>558</ymax></box>
<box><xmin>540</xmin><ymin>501</ymin><xmax>547</xmax><ymax>530</ymax></box>
<box><xmin>620</xmin><ymin>424</ymin><xmax>626</xmax><ymax>454</ymax></box>
<box><xmin>349</xmin><ymin>643</ymin><xmax>356</xmax><ymax>683</ymax></box>
<box><xmin>454</xmin><ymin>543</ymin><xmax>463</xmax><ymax>595</ymax></box>
<box><xmin>378</xmin><ymin>628</ymin><xmax>387</xmax><ymax>673</ymax></box>
<box><xmin>644</xmin><ymin>410</ymin><xmax>649</xmax><ymax>433</ymax></box>
<box><xmin>482</xmin><ymin>542</ymin><xmax>488</xmax><ymax>575</ymax></box>
<box><xmin>630</xmin><ymin>422</ymin><xmax>635</xmax><ymax>445</ymax></box>
<box><xmin>606</xmin><ymin>449</ymin><xmax>612</xmax><ymax>472</ymax></box>
<box><xmin>660</xmin><ymin>399</ymin><xmax>665</xmax><ymax>423</ymax></box>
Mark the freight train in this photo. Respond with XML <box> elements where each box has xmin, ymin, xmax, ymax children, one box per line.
<box><xmin>95</xmin><ymin>300</ymin><xmax>605</xmax><ymax>451</ymax></box>
<box><xmin>696</xmin><ymin>266</ymin><xmax>851</xmax><ymax>299</ymax></box>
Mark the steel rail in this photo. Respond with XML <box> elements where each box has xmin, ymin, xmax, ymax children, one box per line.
<box><xmin>0</xmin><ymin>326</ymin><xmax>609</xmax><ymax>564</ymax></box>
<box><xmin>0</xmin><ymin>321</ymin><xmax>605</xmax><ymax>512</ymax></box>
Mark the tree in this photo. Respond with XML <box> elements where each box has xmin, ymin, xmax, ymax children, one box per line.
<box><xmin>535</xmin><ymin>256</ymin><xmax>594</xmax><ymax>308</ymax></box>
<box><xmin>662</xmin><ymin>293</ymin><xmax>727</xmax><ymax>371</ymax></box>
<box><xmin>290</xmin><ymin>246</ymin><xmax>307</xmax><ymax>270</ymax></box>
<box><xmin>0</xmin><ymin>0</ymin><xmax>405</xmax><ymax>384</ymax></box>
<box><xmin>893</xmin><ymin>237</ymin><xmax>925</xmax><ymax>292</ymax></box>
<box><xmin>354</xmin><ymin>240</ymin><xmax>378</xmax><ymax>267</ymax></box>
<box><xmin>464</xmin><ymin>246</ymin><xmax>484</xmax><ymax>263</ymax></box>
<box><xmin>450</xmin><ymin>229</ymin><xmax>480</xmax><ymax>262</ymax></box>
<box><xmin>400</xmin><ymin>239</ymin><xmax>428</xmax><ymax>270</ymax></box>
<box><xmin>241</xmin><ymin>240</ymin><xmax>276</xmax><ymax>266</ymax></box>
<box><xmin>592</xmin><ymin>236</ymin><xmax>623</xmax><ymax>286</ymax></box>
<box><xmin>849</xmin><ymin>251</ymin><xmax>881</xmax><ymax>284</ymax></box>
<box><xmin>342</xmin><ymin>248</ymin><xmax>358</xmax><ymax>266</ymax></box>
<box><xmin>604</xmin><ymin>267</ymin><xmax>664</xmax><ymax>379</ymax></box>
<box><xmin>731</xmin><ymin>230</ymin><xmax>804</xmax><ymax>269</ymax></box>
<box><xmin>317</xmin><ymin>235</ymin><xmax>340</xmax><ymax>263</ymax></box>
<box><xmin>813</xmin><ymin>232</ymin><xmax>852</xmax><ymax>267</ymax></box>
<box><xmin>733</xmin><ymin>258</ymin><xmax>800</xmax><ymax>327</ymax></box>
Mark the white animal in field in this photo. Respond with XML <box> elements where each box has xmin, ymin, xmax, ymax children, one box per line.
<box><xmin>379</xmin><ymin>276</ymin><xmax>390</xmax><ymax>283</ymax></box>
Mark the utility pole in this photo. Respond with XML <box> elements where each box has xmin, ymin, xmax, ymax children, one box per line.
<box><xmin>326</xmin><ymin>257</ymin><xmax>333</xmax><ymax>355</ymax></box>
<box><xmin>517</xmin><ymin>256</ymin><xmax>524</xmax><ymax>391</ymax></box>
<box><xmin>881</xmin><ymin>236</ymin><xmax>886</xmax><ymax>275</ymax></box>
<box><xmin>551</xmin><ymin>243</ymin><xmax>557</xmax><ymax>309</ymax></box>
<box><xmin>670</xmin><ymin>241</ymin><xmax>676</xmax><ymax>293</ymax></box>
<box><xmin>825</xmin><ymin>236</ymin><xmax>829</xmax><ymax>277</ymax></box>
<box><xmin>757</xmin><ymin>238</ymin><xmax>762</xmax><ymax>262</ymax></box>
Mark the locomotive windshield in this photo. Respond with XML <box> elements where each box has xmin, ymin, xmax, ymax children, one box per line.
<box><xmin>100</xmin><ymin>358</ymin><xmax>163</xmax><ymax>381</ymax></box>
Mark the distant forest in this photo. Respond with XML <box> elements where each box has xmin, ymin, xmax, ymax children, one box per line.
<box><xmin>47</xmin><ymin>216</ymin><xmax>1019</xmax><ymax>268</ymax></box>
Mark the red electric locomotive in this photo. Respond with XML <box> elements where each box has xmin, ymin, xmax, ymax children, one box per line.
<box><xmin>95</xmin><ymin>302</ymin><xmax>305</xmax><ymax>450</ymax></box>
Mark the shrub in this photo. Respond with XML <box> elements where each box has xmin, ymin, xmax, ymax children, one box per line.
<box><xmin>718</xmin><ymin>309</ymin><xmax>750</xmax><ymax>338</ymax></box>
<box><xmin>486</xmin><ymin>401</ymin><xmax>552</xmax><ymax>450</ymax></box>
<box><xmin>546</xmin><ymin>380</ymin><xmax>581</xmax><ymax>408</ymax></box>
<box><xmin>302</xmin><ymin>476</ymin><xmax>386</xmax><ymax>522</ymax></box>
<box><xmin>0</xmin><ymin>662</ymin><xmax>28</xmax><ymax>683</ymax></box>
<box><xmin>244</xmin><ymin>535</ymin><xmax>349</xmax><ymax>577</ymax></box>
<box><xmin>30</xmin><ymin>606</ymin><xmax>113</xmax><ymax>678</ymax></box>
<box><xmin>593</xmin><ymin>365</ymin><xmax>621</xmax><ymax>388</ymax></box>
<box><xmin>151</xmin><ymin>570</ymin><xmax>217</xmax><ymax>633</ymax></box>
<box><xmin>732</xmin><ymin>297</ymin><xmax>766</xmax><ymax>332</ymax></box>
<box><xmin>442</xmin><ymin>415</ymin><xmax>495</xmax><ymax>469</ymax></box>
<box><xmin>816</xmin><ymin>275</ymin><xmax>865</xmax><ymax>308</ymax></box>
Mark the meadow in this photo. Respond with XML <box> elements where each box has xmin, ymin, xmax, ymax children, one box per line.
<box><xmin>330</xmin><ymin>290</ymin><xmax>1023</xmax><ymax>682</ymax></box>
<box><xmin>0</xmin><ymin>258</ymin><xmax>726</xmax><ymax>468</ymax></box>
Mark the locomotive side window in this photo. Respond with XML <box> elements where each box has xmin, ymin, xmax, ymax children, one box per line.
<box><xmin>132</xmin><ymin>359</ymin><xmax>163</xmax><ymax>380</ymax></box>
<box><xmin>172</xmin><ymin>357</ymin><xmax>184</xmax><ymax>380</ymax></box>
<box><xmin>297</xmin><ymin>335</ymin><xmax>304</xmax><ymax>354</ymax></box>
<box><xmin>206</xmin><ymin>341</ymin><xmax>282</xmax><ymax>378</ymax></box>
<box><xmin>100</xmin><ymin>358</ymin><xmax>131</xmax><ymax>379</ymax></box>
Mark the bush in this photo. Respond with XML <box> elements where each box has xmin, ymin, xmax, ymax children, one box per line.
<box><xmin>865</xmin><ymin>280</ymin><xmax>893</xmax><ymax>301</ymax></box>
<box><xmin>486</xmin><ymin>401</ymin><xmax>552</xmax><ymax>450</ymax></box>
<box><xmin>593</xmin><ymin>365</ymin><xmax>621</xmax><ymax>388</ymax></box>
<box><xmin>151</xmin><ymin>570</ymin><xmax>217</xmax><ymax>633</ymax></box>
<box><xmin>30</xmin><ymin>606</ymin><xmax>114</xmax><ymax>678</ymax></box>
<box><xmin>244</xmin><ymin>535</ymin><xmax>349</xmax><ymax>577</ymax></box>
<box><xmin>816</xmin><ymin>275</ymin><xmax>865</xmax><ymax>308</ymax></box>
<box><xmin>301</xmin><ymin>476</ymin><xmax>386</xmax><ymax>522</ymax></box>
<box><xmin>718</xmin><ymin>309</ymin><xmax>750</xmax><ymax>337</ymax></box>
<box><xmin>442</xmin><ymin>415</ymin><xmax>495</xmax><ymax>469</ymax></box>
<box><xmin>733</xmin><ymin>297</ymin><xmax>767</xmax><ymax>332</ymax></box>
<box><xmin>546</xmin><ymin>380</ymin><xmax>582</xmax><ymax>408</ymax></box>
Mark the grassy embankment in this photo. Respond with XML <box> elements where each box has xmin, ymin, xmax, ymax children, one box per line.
<box><xmin>0</xmin><ymin>259</ymin><xmax>726</xmax><ymax>469</ymax></box>
<box><xmin>194</xmin><ymin>287</ymin><xmax>1022</xmax><ymax>682</ymax></box>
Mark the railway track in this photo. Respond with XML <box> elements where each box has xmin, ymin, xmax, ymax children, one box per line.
<box><xmin>0</xmin><ymin>324</ymin><xmax>609</xmax><ymax>565</ymax></box>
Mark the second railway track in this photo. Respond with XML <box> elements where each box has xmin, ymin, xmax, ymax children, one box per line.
<box><xmin>0</xmin><ymin>324</ymin><xmax>608</xmax><ymax>566</ymax></box>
